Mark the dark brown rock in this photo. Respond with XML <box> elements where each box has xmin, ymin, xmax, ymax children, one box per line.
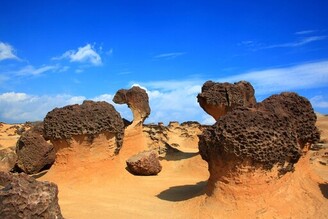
<box><xmin>0</xmin><ymin>171</ymin><xmax>63</xmax><ymax>218</ymax></box>
<box><xmin>0</xmin><ymin>147</ymin><xmax>17</xmax><ymax>172</ymax></box>
<box><xmin>43</xmin><ymin>100</ymin><xmax>124</xmax><ymax>153</ymax></box>
<box><xmin>126</xmin><ymin>150</ymin><xmax>162</xmax><ymax>175</ymax></box>
<box><xmin>113</xmin><ymin>86</ymin><xmax>151</xmax><ymax>127</ymax></box>
<box><xmin>197</xmin><ymin>80</ymin><xmax>256</xmax><ymax>120</ymax></box>
<box><xmin>16</xmin><ymin>130</ymin><xmax>55</xmax><ymax>174</ymax></box>
<box><xmin>199</xmin><ymin>91</ymin><xmax>320</xmax><ymax>174</ymax></box>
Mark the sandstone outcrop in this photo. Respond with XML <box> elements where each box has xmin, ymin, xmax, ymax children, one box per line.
<box><xmin>197</xmin><ymin>80</ymin><xmax>256</xmax><ymax>120</ymax></box>
<box><xmin>16</xmin><ymin>130</ymin><xmax>55</xmax><ymax>174</ymax></box>
<box><xmin>126</xmin><ymin>150</ymin><xmax>162</xmax><ymax>175</ymax></box>
<box><xmin>113</xmin><ymin>86</ymin><xmax>151</xmax><ymax>127</ymax></box>
<box><xmin>43</xmin><ymin>100</ymin><xmax>125</xmax><ymax>159</ymax></box>
<box><xmin>143</xmin><ymin>121</ymin><xmax>202</xmax><ymax>155</ymax></box>
<box><xmin>199</xmin><ymin>88</ymin><xmax>320</xmax><ymax>194</ymax></box>
<box><xmin>0</xmin><ymin>147</ymin><xmax>17</xmax><ymax>172</ymax></box>
<box><xmin>0</xmin><ymin>171</ymin><xmax>63</xmax><ymax>218</ymax></box>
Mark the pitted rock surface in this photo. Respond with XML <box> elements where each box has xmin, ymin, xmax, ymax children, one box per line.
<box><xmin>16</xmin><ymin>130</ymin><xmax>55</xmax><ymax>174</ymax></box>
<box><xmin>197</xmin><ymin>80</ymin><xmax>256</xmax><ymax>120</ymax></box>
<box><xmin>199</xmin><ymin>91</ymin><xmax>319</xmax><ymax>173</ymax></box>
<box><xmin>126</xmin><ymin>150</ymin><xmax>162</xmax><ymax>175</ymax></box>
<box><xmin>0</xmin><ymin>171</ymin><xmax>63</xmax><ymax>218</ymax></box>
<box><xmin>43</xmin><ymin>100</ymin><xmax>124</xmax><ymax>153</ymax></box>
<box><xmin>113</xmin><ymin>86</ymin><xmax>150</xmax><ymax>126</ymax></box>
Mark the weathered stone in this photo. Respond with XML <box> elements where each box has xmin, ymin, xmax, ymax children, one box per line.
<box><xmin>16</xmin><ymin>130</ymin><xmax>55</xmax><ymax>174</ymax></box>
<box><xmin>113</xmin><ymin>86</ymin><xmax>151</xmax><ymax>127</ymax></box>
<box><xmin>126</xmin><ymin>150</ymin><xmax>162</xmax><ymax>175</ymax></box>
<box><xmin>0</xmin><ymin>171</ymin><xmax>63</xmax><ymax>218</ymax></box>
<box><xmin>197</xmin><ymin>80</ymin><xmax>256</xmax><ymax>120</ymax></box>
<box><xmin>199</xmin><ymin>91</ymin><xmax>320</xmax><ymax>175</ymax></box>
<box><xmin>43</xmin><ymin>100</ymin><xmax>124</xmax><ymax>154</ymax></box>
<box><xmin>0</xmin><ymin>147</ymin><xmax>17</xmax><ymax>172</ymax></box>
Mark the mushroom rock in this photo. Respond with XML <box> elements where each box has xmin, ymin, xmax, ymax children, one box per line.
<box><xmin>43</xmin><ymin>100</ymin><xmax>124</xmax><ymax>165</ymax></box>
<box><xmin>113</xmin><ymin>86</ymin><xmax>151</xmax><ymax>127</ymax></box>
<box><xmin>197</xmin><ymin>80</ymin><xmax>256</xmax><ymax>120</ymax></box>
<box><xmin>126</xmin><ymin>150</ymin><xmax>162</xmax><ymax>175</ymax></box>
<box><xmin>16</xmin><ymin>130</ymin><xmax>55</xmax><ymax>174</ymax></box>
<box><xmin>198</xmin><ymin>90</ymin><xmax>324</xmax><ymax>217</ymax></box>
<box><xmin>0</xmin><ymin>171</ymin><xmax>63</xmax><ymax>218</ymax></box>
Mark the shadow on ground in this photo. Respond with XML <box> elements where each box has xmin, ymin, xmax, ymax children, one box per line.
<box><xmin>157</xmin><ymin>181</ymin><xmax>207</xmax><ymax>202</ymax></box>
<box><xmin>319</xmin><ymin>183</ymin><xmax>328</xmax><ymax>199</ymax></box>
<box><xmin>160</xmin><ymin>143</ymin><xmax>199</xmax><ymax>161</ymax></box>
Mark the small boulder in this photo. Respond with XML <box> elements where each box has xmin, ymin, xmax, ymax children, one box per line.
<box><xmin>0</xmin><ymin>171</ymin><xmax>63</xmax><ymax>218</ymax></box>
<box><xmin>126</xmin><ymin>150</ymin><xmax>162</xmax><ymax>175</ymax></box>
<box><xmin>16</xmin><ymin>130</ymin><xmax>55</xmax><ymax>174</ymax></box>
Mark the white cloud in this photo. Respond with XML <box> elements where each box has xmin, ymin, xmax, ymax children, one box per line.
<box><xmin>0</xmin><ymin>92</ymin><xmax>86</xmax><ymax>123</ymax></box>
<box><xmin>154</xmin><ymin>52</ymin><xmax>186</xmax><ymax>59</ymax></box>
<box><xmin>53</xmin><ymin>44</ymin><xmax>102</xmax><ymax>66</ymax></box>
<box><xmin>15</xmin><ymin>65</ymin><xmax>61</xmax><ymax>76</ymax></box>
<box><xmin>220</xmin><ymin>60</ymin><xmax>328</xmax><ymax>95</ymax></box>
<box><xmin>310</xmin><ymin>95</ymin><xmax>328</xmax><ymax>108</ymax></box>
<box><xmin>264</xmin><ymin>36</ymin><xmax>326</xmax><ymax>49</ymax></box>
<box><xmin>295</xmin><ymin>30</ymin><xmax>317</xmax><ymax>35</ymax></box>
<box><xmin>1</xmin><ymin>60</ymin><xmax>327</xmax><ymax>124</ymax></box>
<box><xmin>0</xmin><ymin>42</ymin><xmax>19</xmax><ymax>61</ymax></box>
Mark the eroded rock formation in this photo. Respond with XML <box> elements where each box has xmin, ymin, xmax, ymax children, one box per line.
<box><xmin>197</xmin><ymin>80</ymin><xmax>256</xmax><ymax>120</ymax></box>
<box><xmin>43</xmin><ymin>100</ymin><xmax>125</xmax><ymax>163</ymax></box>
<box><xmin>0</xmin><ymin>147</ymin><xmax>17</xmax><ymax>172</ymax></box>
<box><xmin>199</xmin><ymin>89</ymin><xmax>320</xmax><ymax>195</ymax></box>
<box><xmin>113</xmin><ymin>86</ymin><xmax>150</xmax><ymax>127</ymax></box>
<box><xmin>126</xmin><ymin>150</ymin><xmax>162</xmax><ymax>175</ymax></box>
<box><xmin>16</xmin><ymin>130</ymin><xmax>55</xmax><ymax>174</ymax></box>
<box><xmin>143</xmin><ymin>121</ymin><xmax>202</xmax><ymax>155</ymax></box>
<box><xmin>0</xmin><ymin>171</ymin><xmax>63</xmax><ymax>218</ymax></box>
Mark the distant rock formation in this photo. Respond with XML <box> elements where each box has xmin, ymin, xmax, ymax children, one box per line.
<box><xmin>199</xmin><ymin>88</ymin><xmax>320</xmax><ymax>195</ymax></box>
<box><xmin>16</xmin><ymin>130</ymin><xmax>55</xmax><ymax>174</ymax></box>
<box><xmin>126</xmin><ymin>150</ymin><xmax>162</xmax><ymax>175</ymax></box>
<box><xmin>0</xmin><ymin>171</ymin><xmax>63</xmax><ymax>218</ymax></box>
<box><xmin>43</xmin><ymin>100</ymin><xmax>125</xmax><ymax>164</ymax></box>
<box><xmin>143</xmin><ymin>121</ymin><xmax>202</xmax><ymax>155</ymax></box>
<box><xmin>113</xmin><ymin>86</ymin><xmax>151</xmax><ymax>127</ymax></box>
<box><xmin>197</xmin><ymin>80</ymin><xmax>256</xmax><ymax>120</ymax></box>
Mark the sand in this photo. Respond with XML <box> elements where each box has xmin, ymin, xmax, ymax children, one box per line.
<box><xmin>1</xmin><ymin>118</ymin><xmax>328</xmax><ymax>218</ymax></box>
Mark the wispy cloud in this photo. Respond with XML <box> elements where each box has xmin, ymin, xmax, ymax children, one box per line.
<box><xmin>154</xmin><ymin>52</ymin><xmax>186</xmax><ymax>59</ymax></box>
<box><xmin>15</xmin><ymin>65</ymin><xmax>61</xmax><ymax>76</ymax></box>
<box><xmin>0</xmin><ymin>42</ymin><xmax>19</xmax><ymax>61</ymax></box>
<box><xmin>264</xmin><ymin>36</ymin><xmax>327</xmax><ymax>49</ymax></box>
<box><xmin>53</xmin><ymin>44</ymin><xmax>102</xmax><ymax>66</ymax></box>
<box><xmin>295</xmin><ymin>30</ymin><xmax>317</xmax><ymax>35</ymax></box>
<box><xmin>310</xmin><ymin>95</ymin><xmax>328</xmax><ymax>108</ymax></box>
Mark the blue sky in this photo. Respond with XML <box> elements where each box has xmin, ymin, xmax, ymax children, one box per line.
<box><xmin>0</xmin><ymin>0</ymin><xmax>328</xmax><ymax>124</ymax></box>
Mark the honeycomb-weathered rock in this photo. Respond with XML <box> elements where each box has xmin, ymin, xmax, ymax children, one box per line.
<box><xmin>126</xmin><ymin>150</ymin><xmax>162</xmax><ymax>175</ymax></box>
<box><xmin>0</xmin><ymin>171</ymin><xmax>63</xmax><ymax>218</ymax></box>
<box><xmin>197</xmin><ymin>80</ymin><xmax>256</xmax><ymax>120</ymax></box>
<box><xmin>199</xmin><ymin>92</ymin><xmax>320</xmax><ymax>173</ymax></box>
<box><xmin>113</xmin><ymin>86</ymin><xmax>151</xmax><ymax>127</ymax></box>
<box><xmin>43</xmin><ymin>100</ymin><xmax>124</xmax><ymax>153</ymax></box>
<box><xmin>16</xmin><ymin>130</ymin><xmax>55</xmax><ymax>174</ymax></box>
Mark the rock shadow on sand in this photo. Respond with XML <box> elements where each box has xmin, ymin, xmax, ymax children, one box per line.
<box><xmin>157</xmin><ymin>181</ymin><xmax>206</xmax><ymax>202</ymax></box>
<box><xmin>160</xmin><ymin>143</ymin><xmax>199</xmax><ymax>161</ymax></box>
<box><xmin>319</xmin><ymin>183</ymin><xmax>328</xmax><ymax>199</ymax></box>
